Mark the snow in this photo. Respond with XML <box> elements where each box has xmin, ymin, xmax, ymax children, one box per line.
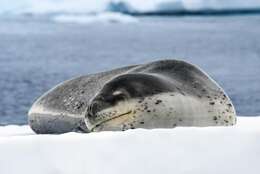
<box><xmin>0</xmin><ymin>125</ymin><xmax>34</xmax><ymax>137</ymax></box>
<box><xmin>0</xmin><ymin>117</ymin><xmax>259</xmax><ymax>174</ymax></box>
<box><xmin>53</xmin><ymin>12</ymin><xmax>138</xmax><ymax>24</ymax></box>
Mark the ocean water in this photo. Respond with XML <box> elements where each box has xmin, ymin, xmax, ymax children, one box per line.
<box><xmin>0</xmin><ymin>15</ymin><xmax>260</xmax><ymax>125</ymax></box>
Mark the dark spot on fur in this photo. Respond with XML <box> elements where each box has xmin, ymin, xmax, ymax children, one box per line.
<box><xmin>155</xmin><ymin>100</ymin><xmax>162</xmax><ymax>104</ymax></box>
<box><xmin>139</xmin><ymin>121</ymin><xmax>144</xmax><ymax>124</ymax></box>
<box><xmin>227</xmin><ymin>104</ymin><xmax>232</xmax><ymax>107</ymax></box>
<box><xmin>213</xmin><ymin>116</ymin><xmax>218</xmax><ymax>120</ymax></box>
<box><xmin>74</xmin><ymin>101</ymin><xmax>84</xmax><ymax>110</ymax></box>
<box><xmin>80</xmin><ymin>90</ymin><xmax>85</xmax><ymax>94</ymax></box>
<box><xmin>179</xmin><ymin>118</ymin><xmax>182</xmax><ymax>122</ymax></box>
<box><xmin>173</xmin><ymin>123</ymin><xmax>177</xmax><ymax>127</ymax></box>
<box><xmin>224</xmin><ymin>120</ymin><xmax>229</xmax><ymax>123</ymax></box>
<box><xmin>147</xmin><ymin>110</ymin><xmax>151</xmax><ymax>113</ymax></box>
<box><xmin>130</xmin><ymin>124</ymin><xmax>135</xmax><ymax>129</ymax></box>
<box><xmin>209</xmin><ymin>102</ymin><xmax>215</xmax><ymax>105</ymax></box>
<box><xmin>176</xmin><ymin>87</ymin><xmax>185</xmax><ymax>96</ymax></box>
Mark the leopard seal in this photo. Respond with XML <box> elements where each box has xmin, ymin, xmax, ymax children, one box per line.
<box><xmin>28</xmin><ymin>59</ymin><xmax>236</xmax><ymax>134</ymax></box>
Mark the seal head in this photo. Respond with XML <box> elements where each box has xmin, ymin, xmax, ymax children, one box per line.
<box><xmin>86</xmin><ymin>73</ymin><xmax>175</xmax><ymax>131</ymax></box>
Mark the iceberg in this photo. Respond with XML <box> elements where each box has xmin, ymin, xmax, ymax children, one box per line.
<box><xmin>0</xmin><ymin>116</ymin><xmax>259</xmax><ymax>174</ymax></box>
<box><xmin>1</xmin><ymin>0</ymin><xmax>260</xmax><ymax>15</ymax></box>
<box><xmin>2</xmin><ymin>0</ymin><xmax>260</xmax><ymax>24</ymax></box>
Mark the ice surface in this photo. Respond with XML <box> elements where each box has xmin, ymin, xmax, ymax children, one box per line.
<box><xmin>0</xmin><ymin>125</ymin><xmax>34</xmax><ymax>137</ymax></box>
<box><xmin>53</xmin><ymin>12</ymin><xmax>138</xmax><ymax>24</ymax></box>
<box><xmin>0</xmin><ymin>117</ymin><xmax>259</xmax><ymax>174</ymax></box>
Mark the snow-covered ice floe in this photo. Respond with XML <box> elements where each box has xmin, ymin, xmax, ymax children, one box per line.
<box><xmin>0</xmin><ymin>116</ymin><xmax>259</xmax><ymax>174</ymax></box>
<box><xmin>53</xmin><ymin>12</ymin><xmax>138</xmax><ymax>24</ymax></box>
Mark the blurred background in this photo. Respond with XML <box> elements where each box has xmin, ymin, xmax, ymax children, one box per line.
<box><xmin>0</xmin><ymin>0</ymin><xmax>260</xmax><ymax>125</ymax></box>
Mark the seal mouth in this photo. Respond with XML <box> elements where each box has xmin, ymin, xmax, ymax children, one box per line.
<box><xmin>88</xmin><ymin>110</ymin><xmax>132</xmax><ymax>131</ymax></box>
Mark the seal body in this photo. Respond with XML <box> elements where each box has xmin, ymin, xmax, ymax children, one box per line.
<box><xmin>28</xmin><ymin>60</ymin><xmax>236</xmax><ymax>134</ymax></box>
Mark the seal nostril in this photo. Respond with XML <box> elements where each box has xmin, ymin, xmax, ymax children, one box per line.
<box><xmin>87</xmin><ymin>102</ymin><xmax>99</xmax><ymax>117</ymax></box>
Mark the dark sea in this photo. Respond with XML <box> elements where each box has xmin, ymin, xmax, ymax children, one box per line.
<box><xmin>0</xmin><ymin>15</ymin><xmax>260</xmax><ymax>125</ymax></box>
